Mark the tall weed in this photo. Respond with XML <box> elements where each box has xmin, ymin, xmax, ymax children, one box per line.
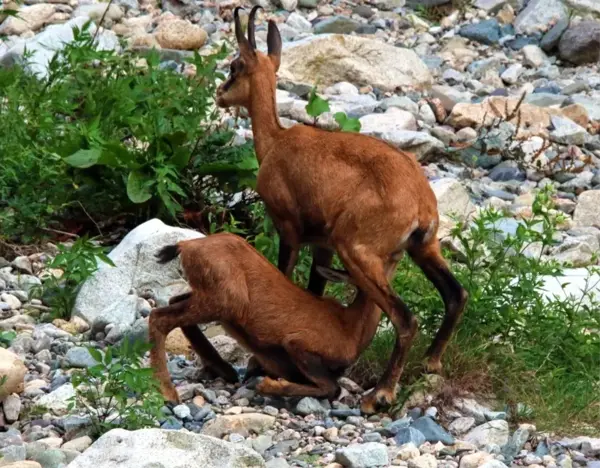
<box><xmin>352</xmin><ymin>186</ymin><xmax>600</xmax><ymax>433</ymax></box>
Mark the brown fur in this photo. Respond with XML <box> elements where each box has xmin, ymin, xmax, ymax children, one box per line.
<box><xmin>149</xmin><ymin>233</ymin><xmax>383</xmax><ymax>403</ymax></box>
<box><xmin>215</xmin><ymin>7</ymin><xmax>468</xmax><ymax>413</ymax></box>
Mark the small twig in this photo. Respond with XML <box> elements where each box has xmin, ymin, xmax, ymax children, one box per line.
<box><xmin>76</xmin><ymin>201</ymin><xmax>103</xmax><ymax>237</ymax></box>
<box><xmin>41</xmin><ymin>227</ymin><xmax>79</xmax><ymax>238</ymax></box>
<box><xmin>92</xmin><ymin>0</ymin><xmax>116</xmax><ymax>43</ymax></box>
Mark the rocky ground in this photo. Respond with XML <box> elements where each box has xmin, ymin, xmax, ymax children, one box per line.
<box><xmin>0</xmin><ymin>220</ymin><xmax>598</xmax><ymax>468</ymax></box>
<box><xmin>2</xmin><ymin>0</ymin><xmax>600</xmax><ymax>466</ymax></box>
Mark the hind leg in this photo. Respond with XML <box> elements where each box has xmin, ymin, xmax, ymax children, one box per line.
<box><xmin>256</xmin><ymin>339</ymin><xmax>338</xmax><ymax>399</ymax></box>
<box><xmin>149</xmin><ymin>297</ymin><xmax>221</xmax><ymax>403</ymax></box>
<box><xmin>409</xmin><ymin>240</ymin><xmax>468</xmax><ymax>374</ymax></box>
<box><xmin>307</xmin><ymin>247</ymin><xmax>334</xmax><ymax>296</ymax></box>
<box><xmin>335</xmin><ymin>244</ymin><xmax>418</xmax><ymax>414</ymax></box>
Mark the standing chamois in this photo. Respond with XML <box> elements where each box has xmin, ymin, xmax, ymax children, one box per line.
<box><xmin>215</xmin><ymin>7</ymin><xmax>468</xmax><ymax>413</ymax></box>
<box><xmin>149</xmin><ymin>233</ymin><xmax>382</xmax><ymax>403</ymax></box>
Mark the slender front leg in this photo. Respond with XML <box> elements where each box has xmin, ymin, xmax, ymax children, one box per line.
<box><xmin>181</xmin><ymin>326</ymin><xmax>238</xmax><ymax>383</ymax></box>
<box><xmin>307</xmin><ymin>247</ymin><xmax>334</xmax><ymax>296</ymax></box>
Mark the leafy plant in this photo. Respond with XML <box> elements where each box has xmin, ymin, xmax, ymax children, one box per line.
<box><xmin>68</xmin><ymin>340</ymin><xmax>164</xmax><ymax>436</ymax></box>
<box><xmin>334</xmin><ymin>112</ymin><xmax>362</xmax><ymax>132</ymax></box>
<box><xmin>0</xmin><ymin>21</ymin><xmax>245</xmax><ymax>241</ymax></box>
<box><xmin>305</xmin><ymin>86</ymin><xmax>361</xmax><ymax>132</ymax></box>
<box><xmin>0</xmin><ymin>331</ymin><xmax>16</xmax><ymax>348</ymax></box>
<box><xmin>352</xmin><ymin>186</ymin><xmax>600</xmax><ymax>433</ymax></box>
<box><xmin>306</xmin><ymin>86</ymin><xmax>331</xmax><ymax>121</ymax></box>
<box><xmin>31</xmin><ymin>236</ymin><xmax>114</xmax><ymax>319</ymax></box>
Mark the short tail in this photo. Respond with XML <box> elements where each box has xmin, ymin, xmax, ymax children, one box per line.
<box><xmin>156</xmin><ymin>244</ymin><xmax>180</xmax><ymax>264</ymax></box>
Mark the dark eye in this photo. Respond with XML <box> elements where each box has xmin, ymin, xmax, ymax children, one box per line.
<box><xmin>230</xmin><ymin>60</ymin><xmax>243</xmax><ymax>75</ymax></box>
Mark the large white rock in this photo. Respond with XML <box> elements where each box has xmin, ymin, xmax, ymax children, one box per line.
<box><xmin>539</xmin><ymin>268</ymin><xmax>600</xmax><ymax>307</ymax></box>
<box><xmin>359</xmin><ymin>108</ymin><xmax>418</xmax><ymax>134</ymax></box>
<box><xmin>463</xmin><ymin>420</ymin><xmax>510</xmax><ymax>448</ymax></box>
<box><xmin>430</xmin><ymin>179</ymin><xmax>477</xmax><ymax>222</ymax></box>
<box><xmin>279</xmin><ymin>34</ymin><xmax>432</xmax><ymax>92</ymax></box>
<box><xmin>73</xmin><ymin>219</ymin><xmax>202</xmax><ymax>329</ymax></box>
<box><xmin>373</xmin><ymin>131</ymin><xmax>444</xmax><ymax>161</ymax></box>
<box><xmin>35</xmin><ymin>383</ymin><xmax>75</xmax><ymax>416</ymax></box>
<box><xmin>65</xmin><ymin>428</ymin><xmax>265</xmax><ymax>468</ymax></box>
<box><xmin>514</xmin><ymin>0</ymin><xmax>568</xmax><ymax>35</ymax></box>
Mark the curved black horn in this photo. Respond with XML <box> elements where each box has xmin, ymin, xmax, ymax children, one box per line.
<box><xmin>248</xmin><ymin>5</ymin><xmax>262</xmax><ymax>49</ymax></box>
<box><xmin>234</xmin><ymin>7</ymin><xmax>247</xmax><ymax>46</ymax></box>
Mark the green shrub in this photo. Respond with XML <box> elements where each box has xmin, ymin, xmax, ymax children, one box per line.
<box><xmin>0</xmin><ymin>331</ymin><xmax>16</xmax><ymax>348</ymax></box>
<box><xmin>0</xmin><ymin>22</ymin><xmax>256</xmax><ymax>241</ymax></box>
<box><xmin>352</xmin><ymin>186</ymin><xmax>600</xmax><ymax>433</ymax></box>
<box><xmin>31</xmin><ymin>236</ymin><xmax>114</xmax><ymax>319</ymax></box>
<box><xmin>68</xmin><ymin>340</ymin><xmax>164</xmax><ymax>436</ymax></box>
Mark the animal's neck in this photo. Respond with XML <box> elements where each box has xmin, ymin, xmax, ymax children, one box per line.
<box><xmin>248</xmin><ymin>73</ymin><xmax>282</xmax><ymax>162</ymax></box>
<box><xmin>344</xmin><ymin>290</ymin><xmax>382</xmax><ymax>354</ymax></box>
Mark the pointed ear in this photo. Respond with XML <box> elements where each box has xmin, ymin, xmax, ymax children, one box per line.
<box><xmin>316</xmin><ymin>266</ymin><xmax>352</xmax><ymax>284</ymax></box>
<box><xmin>267</xmin><ymin>20</ymin><xmax>282</xmax><ymax>71</ymax></box>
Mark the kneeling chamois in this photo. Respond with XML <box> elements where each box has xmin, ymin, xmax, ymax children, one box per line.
<box><xmin>148</xmin><ymin>233</ymin><xmax>382</xmax><ymax>403</ymax></box>
<box><xmin>215</xmin><ymin>7</ymin><xmax>468</xmax><ymax>412</ymax></box>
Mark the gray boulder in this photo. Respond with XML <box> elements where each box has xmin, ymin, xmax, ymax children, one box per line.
<box><xmin>514</xmin><ymin>0</ymin><xmax>568</xmax><ymax>35</ymax></box>
<box><xmin>73</xmin><ymin>219</ymin><xmax>202</xmax><ymax>329</ymax></box>
<box><xmin>335</xmin><ymin>442</ymin><xmax>389</xmax><ymax>468</ymax></box>
<box><xmin>558</xmin><ymin>21</ymin><xmax>600</xmax><ymax>65</ymax></box>
<box><xmin>279</xmin><ymin>34</ymin><xmax>432</xmax><ymax>93</ymax></box>
<box><xmin>463</xmin><ymin>420</ymin><xmax>510</xmax><ymax>448</ymax></box>
<box><xmin>564</xmin><ymin>0</ymin><xmax>600</xmax><ymax>16</ymax></box>
<box><xmin>459</xmin><ymin>19</ymin><xmax>502</xmax><ymax>45</ymax></box>
<box><xmin>66</xmin><ymin>428</ymin><xmax>265</xmax><ymax>467</ymax></box>
<box><xmin>374</xmin><ymin>131</ymin><xmax>444</xmax><ymax>160</ymax></box>
<box><xmin>314</xmin><ymin>16</ymin><xmax>361</xmax><ymax>34</ymax></box>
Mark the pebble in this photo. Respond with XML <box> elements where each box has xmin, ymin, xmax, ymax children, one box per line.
<box><xmin>173</xmin><ymin>404</ymin><xmax>192</xmax><ymax>420</ymax></box>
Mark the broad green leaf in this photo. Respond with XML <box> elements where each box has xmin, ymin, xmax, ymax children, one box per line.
<box><xmin>170</xmin><ymin>150</ymin><xmax>191</xmax><ymax>169</ymax></box>
<box><xmin>97</xmin><ymin>253</ymin><xmax>116</xmax><ymax>267</ymax></box>
<box><xmin>88</xmin><ymin>347</ymin><xmax>103</xmax><ymax>363</ymax></box>
<box><xmin>104</xmin><ymin>347</ymin><xmax>113</xmax><ymax>365</ymax></box>
<box><xmin>127</xmin><ymin>171</ymin><xmax>153</xmax><ymax>204</ymax></box>
<box><xmin>305</xmin><ymin>87</ymin><xmax>330</xmax><ymax>118</ymax></box>
<box><xmin>64</xmin><ymin>148</ymin><xmax>102</xmax><ymax>168</ymax></box>
<box><xmin>2</xmin><ymin>9</ymin><xmax>20</xmax><ymax>17</ymax></box>
<box><xmin>334</xmin><ymin>112</ymin><xmax>361</xmax><ymax>133</ymax></box>
<box><xmin>196</xmin><ymin>157</ymin><xmax>258</xmax><ymax>175</ymax></box>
